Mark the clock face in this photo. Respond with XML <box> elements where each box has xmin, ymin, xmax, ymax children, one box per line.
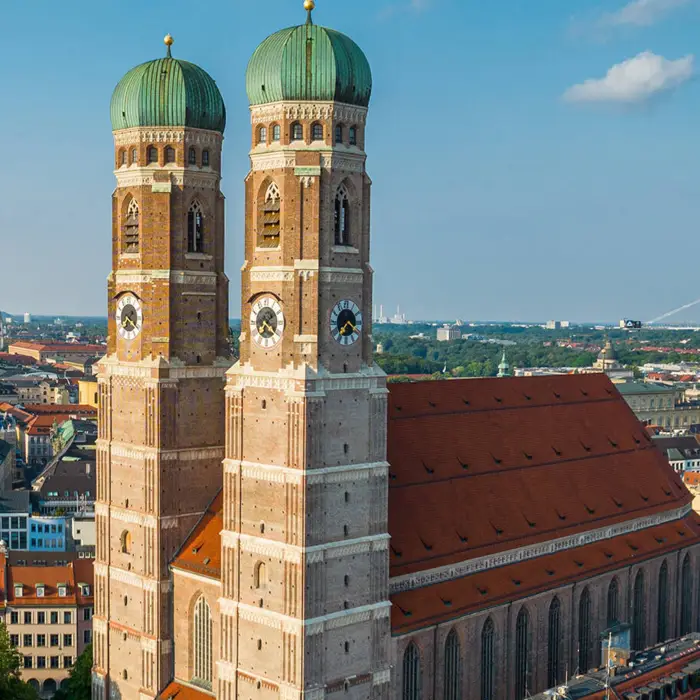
<box><xmin>331</xmin><ymin>300</ymin><xmax>362</xmax><ymax>346</ymax></box>
<box><xmin>116</xmin><ymin>294</ymin><xmax>143</xmax><ymax>341</ymax></box>
<box><xmin>250</xmin><ymin>296</ymin><xmax>285</xmax><ymax>348</ymax></box>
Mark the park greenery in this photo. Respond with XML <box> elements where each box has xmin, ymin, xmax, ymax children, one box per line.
<box><xmin>0</xmin><ymin>621</ymin><xmax>38</xmax><ymax>699</ymax></box>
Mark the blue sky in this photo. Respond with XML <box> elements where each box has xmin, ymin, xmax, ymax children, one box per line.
<box><xmin>1</xmin><ymin>0</ymin><xmax>700</xmax><ymax>323</ymax></box>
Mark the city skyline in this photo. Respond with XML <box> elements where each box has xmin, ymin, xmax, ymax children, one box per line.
<box><xmin>1</xmin><ymin>0</ymin><xmax>700</xmax><ymax>320</ymax></box>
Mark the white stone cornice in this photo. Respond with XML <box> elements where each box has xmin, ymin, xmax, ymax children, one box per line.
<box><xmin>223</xmin><ymin>458</ymin><xmax>389</xmax><ymax>484</ymax></box>
<box><xmin>101</xmin><ymin>441</ymin><xmax>224</xmax><ymax>462</ymax></box>
<box><xmin>114</xmin><ymin>168</ymin><xmax>220</xmax><ymax>190</ymax></box>
<box><xmin>114</xmin><ymin>269</ymin><xmax>218</xmax><ymax>286</ymax></box>
<box><xmin>113</xmin><ymin>126</ymin><xmax>222</xmax><ymax>147</ymax></box>
<box><xmin>98</xmin><ymin>355</ymin><xmax>229</xmax><ymax>380</ymax></box>
<box><xmin>389</xmin><ymin>503</ymin><xmax>694</xmax><ymax>594</ymax></box>
<box><xmin>373</xmin><ymin>669</ymin><xmax>392</xmax><ymax>686</ymax></box>
<box><xmin>249</xmin><ymin>101</ymin><xmax>368</xmax><ymax>125</ymax></box>
<box><xmin>171</xmin><ymin>567</ymin><xmax>222</xmax><ymax>587</ymax></box>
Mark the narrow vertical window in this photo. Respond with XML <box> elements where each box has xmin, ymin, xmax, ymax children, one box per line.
<box><xmin>349</xmin><ymin>125</ymin><xmax>357</xmax><ymax>146</ymax></box>
<box><xmin>187</xmin><ymin>201</ymin><xmax>204</xmax><ymax>254</ymax></box>
<box><xmin>165</xmin><ymin>146</ymin><xmax>176</xmax><ymax>163</ymax></box>
<box><xmin>258</xmin><ymin>126</ymin><xmax>267</xmax><ymax>144</ymax></box>
<box><xmin>547</xmin><ymin>597</ymin><xmax>561</xmax><ymax>687</ymax></box>
<box><xmin>147</xmin><ymin>146</ymin><xmax>158</xmax><ymax>164</ymax></box>
<box><xmin>120</xmin><ymin>530</ymin><xmax>131</xmax><ymax>554</ymax></box>
<box><xmin>681</xmin><ymin>554</ymin><xmax>692</xmax><ymax>635</ymax></box>
<box><xmin>131</xmin><ymin>148</ymin><xmax>138</xmax><ymax>165</ymax></box>
<box><xmin>123</xmin><ymin>199</ymin><xmax>140</xmax><ymax>254</ymax></box>
<box><xmin>291</xmin><ymin>122</ymin><xmax>304</xmax><ymax>141</ymax></box>
<box><xmin>658</xmin><ymin>560</ymin><xmax>669</xmax><ymax>642</ymax></box>
<box><xmin>481</xmin><ymin>618</ymin><xmax>494</xmax><ymax>700</ymax></box>
<box><xmin>402</xmin><ymin>643</ymin><xmax>421</xmax><ymax>700</ymax></box>
<box><xmin>119</xmin><ymin>150</ymin><xmax>126</xmax><ymax>166</ymax></box>
<box><xmin>259</xmin><ymin>182</ymin><xmax>281</xmax><ymax>248</ymax></box>
<box><xmin>607</xmin><ymin>578</ymin><xmax>619</xmax><ymax>627</ymax></box>
<box><xmin>443</xmin><ymin>630</ymin><xmax>461</xmax><ymax>700</ymax></box>
<box><xmin>254</xmin><ymin>561</ymin><xmax>267</xmax><ymax>590</ymax></box>
<box><xmin>188</xmin><ymin>147</ymin><xmax>197</xmax><ymax>165</ymax></box>
<box><xmin>272</xmin><ymin>124</ymin><xmax>281</xmax><ymax>141</ymax></box>
<box><xmin>335</xmin><ymin>124</ymin><xmax>344</xmax><ymax>144</ymax></box>
<box><xmin>334</xmin><ymin>184</ymin><xmax>351</xmax><ymax>246</ymax></box>
<box><xmin>578</xmin><ymin>587</ymin><xmax>591</xmax><ymax>673</ymax></box>
<box><xmin>633</xmin><ymin>570</ymin><xmax>646</xmax><ymax>650</ymax></box>
<box><xmin>514</xmin><ymin>608</ymin><xmax>530</xmax><ymax>700</ymax></box>
<box><xmin>193</xmin><ymin>596</ymin><xmax>212</xmax><ymax>688</ymax></box>
<box><xmin>202</xmin><ymin>150</ymin><xmax>210</xmax><ymax>167</ymax></box>
<box><xmin>312</xmin><ymin>122</ymin><xmax>324</xmax><ymax>141</ymax></box>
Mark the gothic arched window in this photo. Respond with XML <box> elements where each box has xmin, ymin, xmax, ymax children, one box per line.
<box><xmin>193</xmin><ymin>596</ymin><xmax>213</xmax><ymax>688</ymax></box>
<box><xmin>658</xmin><ymin>560</ymin><xmax>669</xmax><ymax>642</ymax></box>
<box><xmin>165</xmin><ymin>146</ymin><xmax>176</xmax><ymax>164</ymax></box>
<box><xmin>334</xmin><ymin>184</ymin><xmax>351</xmax><ymax>246</ymax></box>
<box><xmin>443</xmin><ymin>629</ymin><xmax>461</xmax><ymax>700</ymax></box>
<box><xmin>607</xmin><ymin>578</ymin><xmax>619</xmax><ymax>627</ymax></box>
<box><xmin>258</xmin><ymin>126</ymin><xmax>267</xmax><ymax>145</ymax></box>
<box><xmin>312</xmin><ymin>122</ymin><xmax>324</xmax><ymax>141</ymax></box>
<box><xmin>187</xmin><ymin>201</ymin><xmax>204</xmax><ymax>254</ymax></box>
<box><xmin>402</xmin><ymin>643</ymin><xmax>421</xmax><ymax>700</ymax></box>
<box><xmin>681</xmin><ymin>554</ymin><xmax>692</xmax><ymax>635</ymax></box>
<box><xmin>335</xmin><ymin>124</ymin><xmax>344</xmax><ymax>144</ymax></box>
<box><xmin>123</xmin><ymin>199</ymin><xmax>140</xmax><ymax>254</ymax></box>
<box><xmin>131</xmin><ymin>148</ymin><xmax>138</xmax><ymax>165</ymax></box>
<box><xmin>632</xmin><ymin>570</ymin><xmax>646</xmax><ymax>650</ymax></box>
<box><xmin>119</xmin><ymin>149</ymin><xmax>126</xmax><ymax>166</ymax></box>
<box><xmin>120</xmin><ymin>530</ymin><xmax>131</xmax><ymax>554</ymax></box>
<box><xmin>291</xmin><ymin>122</ymin><xmax>304</xmax><ymax>141</ymax></box>
<box><xmin>514</xmin><ymin>608</ymin><xmax>530</xmax><ymax>700</ymax></box>
<box><xmin>547</xmin><ymin>597</ymin><xmax>561</xmax><ymax>687</ymax></box>
<box><xmin>259</xmin><ymin>182</ymin><xmax>281</xmax><ymax>248</ymax></box>
<box><xmin>202</xmin><ymin>150</ymin><xmax>210</xmax><ymax>167</ymax></box>
<box><xmin>481</xmin><ymin>618</ymin><xmax>495</xmax><ymax>700</ymax></box>
<box><xmin>349</xmin><ymin>125</ymin><xmax>357</xmax><ymax>146</ymax></box>
<box><xmin>188</xmin><ymin>147</ymin><xmax>197</xmax><ymax>166</ymax></box>
<box><xmin>578</xmin><ymin>587</ymin><xmax>591</xmax><ymax>673</ymax></box>
<box><xmin>147</xmin><ymin>146</ymin><xmax>158</xmax><ymax>164</ymax></box>
<box><xmin>272</xmin><ymin>124</ymin><xmax>281</xmax><ymax>142</ymax></box>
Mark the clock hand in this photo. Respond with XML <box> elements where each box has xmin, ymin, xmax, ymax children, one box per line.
<box><xmin>122</xmin><ymin>316</ymin><xmax>135</xmax><ymax>329</ymax></box>
<box><xmin>259</xmin><ymin>320</ymin><xmax>274</xmax><ymax>334</ymax></box>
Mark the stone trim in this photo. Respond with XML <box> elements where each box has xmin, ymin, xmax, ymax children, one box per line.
<box><xmin>98</xmin><ymin>356</ymin><xmax>229</xmax><ymax>379</ymax></box>
<box><xmin>115</xmin><ymin>169</ymin><xmax>220</xmax><ymax>190</ymax></box>
<box><xmin>389</xmin><ymin>503</ymin><xmax>693</xmax><ymax>594</ymax></box>
<box><xmin>171</xmin><ymin>567</ymin><xmax>222</xmax><ymax>587</ymax></box>
<box><xmin>373</xmin><ymin>669</ymin><xmax>392</xmax><ymax>686</ymax></box>
<box><xmin>113</xmin><ymin>127</ymin><xmax>222</xmax><ymax>146</ymax></box>
<box><xmin>114</xmin><ymin>269</ymin><xmax>218</xmax><ymax>286</ymax></box>
<box><xmin>98</xmin><ymin>441</ymin><xmax>223</xmax><ymax>462</ymax></box>
<box><xmin>223</xmin><ymin>458</ymin><xmax>389</xmax><ymax>483</ymax></box>
<box><xmin>249</xmin><ymin>101</ymin><xmax>368</xmax><ymax>125</ymax></box>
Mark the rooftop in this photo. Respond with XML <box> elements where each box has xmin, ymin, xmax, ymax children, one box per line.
<box><xmin>5</xmin><ymin>555</ymin><xmax>93</xmax><ymax>606</ymax></box>
<box><xmin>616</xmin><ymin>382</ymin><xmax>677</xmax><ymax>395</ymax></box>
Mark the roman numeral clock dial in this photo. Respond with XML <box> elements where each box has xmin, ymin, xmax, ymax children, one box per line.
<box><xmin>116</xmin><ymin>294</ymin><xmax>143</xmax><ymax>341</ymax></box>
<box><xmin>250</xmin><ymin>296</ymin><xmax>285</xmax><ymax>349</ymax></box>
<box><xmin>331</xmin><ymin>300</ymin><xmax>363</xmax><ymax>346</ymax></box>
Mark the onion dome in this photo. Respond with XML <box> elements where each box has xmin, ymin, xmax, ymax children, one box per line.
<box><xmin>111</xmin><ymin>36</ymin><xmax>226</xmax><ymax>134</ymax></box>
<box><xmin>598</xmin><ymin>340</ymin><xmax>617</xmax><ymax>361</ymax></box>
<box><xmin>246</xmin><ymin>2</ymin><xmax>372</xmax><ymax>108</ymax></box>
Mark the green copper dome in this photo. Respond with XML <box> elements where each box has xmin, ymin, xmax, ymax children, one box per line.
<box><xmin>111</xmin><ymin>48</ymin><xmax>226</xmax><ymax>134</ymax></box>
<box><xmin>246</xmin><ymin>18</ymin><xmax>372</xmax><ymax>108</ymax></box>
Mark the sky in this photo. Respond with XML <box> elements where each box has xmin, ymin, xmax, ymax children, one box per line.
<box><xmin>1</xmin><ymin>0</ymin><xmax>700</xmax><ymax>323</ymax></box>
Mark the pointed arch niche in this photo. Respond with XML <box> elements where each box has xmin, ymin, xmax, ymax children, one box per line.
<box><xmin>123</xmin><ymin>197</ymin><xmax>140</xmax><ymax>254</ymax></box>
<box><xmin>258</xmin><ymin>181</ymin><xmax>281</xmax><ymax>249</ymax></box>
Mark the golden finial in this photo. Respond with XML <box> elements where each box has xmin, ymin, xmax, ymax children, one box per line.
<box><xmin>304</xmin><ymin>0</ymin><xmax>316</xmax><ymax>10</ymax></box>
<box><xmin>164</xmin><ymin>34</ymin><xmax>174</xmax><ymax>57</ymax></box>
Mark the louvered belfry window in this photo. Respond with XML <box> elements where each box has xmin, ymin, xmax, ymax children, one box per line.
<box><xmin>632</xmin><ymin>570</ymin><xmax>646</xmax><ymax>650</ymax></box>
<box><xmin>681</xmin><ymin>555</ymin><xmax>692</xmax><ymax>635</ymax></box>
<box><xmin>443</xmin><ymin>630</ymin><xmax>461</xmax><ymax>700</ymax></box>
<box><xmin>187</xmin><ymin>201</ymin><xmax>204</xmax><ymax>253</ymax></box>
<box><xmin>607</xmin><ymin>578</ymin><xmax>619</xmax><ymax>626</ymax></box>
<box><xmin>481</xmin><ymin>618</ymin><xmax>495</xmax><ymax>700</ymax></box>
<box><xmin>658</xmin><ymin>560</ymin><xmax>669</xmax><ymax>642</ymax></box>
<box><xmin>402</xmin><ymin>643</ymin><xmax>421</xmax><ymax>700</ymax></box>
<box><xmin>124</xmin><ymin>199</ymin><xmax>140</xmax><ymax>253</ymax></box>
<box><xmin>193</xmin><ymin>596</ymin><xmax>212</xmax><ymax>688</ymax></box>
<box><xmin>259</xmin><ymin>182</ymin><xmax>281</xmax><ymax>248</ymax></box>
<box><xmin>514</xmin><ymin>608</ymin><xmax>530</xmax><ymax>700</ymax></box>
<box><xmin>548</xmin><ymin>598</ymin><xmax>561</xmax><ymax>687</ymax></box>
<box><xmin>578</xmin><ymin>588</ymin><xmax>591</xmax><ymax>673</ymax></box>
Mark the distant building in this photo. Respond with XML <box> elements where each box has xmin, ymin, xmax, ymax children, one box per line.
<box><xmin>437</xmin><ymin>324</ymin><xmax>462</xmax><ymax>342</ymax></box>
<box><xmin>0</xmin><ymin>491</ymin><xmax>31</xmax><ymax>550</ymax></box>
<box><xmin>593</xmin><ymin>339</ymin><xmax>634</xmax><ymax>381</ymax></box>
<box><xmin>77</xmin><ymin>378</ymin><xmax>98</xmax><ymax>408</ymax></box>
<box><xmin>23</xmin><ymin>313</ymin><xmax>31</xmax><ymax>324</ymax></box>
<box><xmin>616</xmin><ymin>381</ymin><xmax>700</xmax><ymax>431</ymax></box>
<box><xmin>0</xmin><ymin>438</ymin><xmax>15</xmax><ymax>492</ymax></box>
<box><xmin>545</xmin><ymin>320</ymin><xmax>570</xmax><ymax>329</ymax></box>
<box><xmin>8</xmin><ymin>341</ymin><xmax>104</xmax><ymax>365</ymax></box>
<box><xmin>652</xmin><ymin>435</ymin><xmax>700</xmax><ymax>473</ymax></box>
<box><xmin>0</xmin><ymin>383</ymin><xmax>20</xmax><ymax>405</ymax></box>
<box><xmin>497</xmin><ymin>350</ymin><xmax>511</xmax><ymax>378</ymax></box>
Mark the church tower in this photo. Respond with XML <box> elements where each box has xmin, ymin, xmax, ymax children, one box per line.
<box><xmin>93</xmin><ymin>37</ymin><xmax>229</xmax><ymax>700</ymax></box>
<box><xmin>219</xmin><ymin>3</ymin><xmax>391</xmax><ymax>699</ymax></box>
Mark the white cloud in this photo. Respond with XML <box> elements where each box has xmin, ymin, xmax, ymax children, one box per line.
<box><xmin>564</xmin><ymin>51</ymin><xmax>694</xmax><ymax>104</ymax></box>
<box><xmin>603</xmin><ymin>0</ymin><xmax>692</xmax><ymax>27</ymax></box>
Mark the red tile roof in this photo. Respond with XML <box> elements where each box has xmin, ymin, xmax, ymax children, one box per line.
<box><xmin>20</xmin><ymin>404</ymin><xmax>96</xmax><ymax>416</ymax></box>
<box><xmin>171</xmin><ymin>492</ymin><xmax>223</xmax><ymax>580</ymax></box>
<box><xmin>158</xmin><ymin>681</ymin><xmax>214</xmax><ymax>700</ymax></box>
<box><xmin>9</xmin><ymin>342</ymin><xmax>104</xmax><ymax>353</ymax></box>
<box><xmin>387</xmin><ymin>374</ymin><xmax>690</xmax><ymax>578</ymax></box>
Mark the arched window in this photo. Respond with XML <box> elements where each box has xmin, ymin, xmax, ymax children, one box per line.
<box><xmin>147</xmin><ymin>146</ymin><xmax>158</xmax><ymax>164</ymax></box>
<box><xmin>607</xmin><ymin>578</ymin><xmax>619</xmax><ymax>627</ymax></box>
<box><xmin>443</xmin><ymin>629</ymin><xmax>461</xmax><ymax>700</ymax></box>
<box><xmin>334</xmin><ymin>184</ymin><xmax>351</xmax><ymax>246</ymax></box>
<box><xmin>120</xmin><ymin>530</ymin><xmax>131</xmax><ymax>554</ymax></box>
<box><xmin>131</xmin><ymin>148</ymin><xmax>138</xmax><ymax>165</ymax></box>
<box><xmin>481</xmin><ymin>618</ymin><xmax>494</xmax><ymax>700</ymax></box>
<box><xmin>335</xmin><ymin>124</ymin><xmax>344</xmax><ymax>144</ymax></box>
<box><xmin>188</xmin><ymin>147</ymin><xmax>197</xmax><ymax>166</ymax></box>
<box><xmin>514</xmin><ymin>608</ymin><xmax>530</xmax><ymax>700</ymax></box>
<box><xmin>402</xmin><ymin>642</ymin><xmax>421</xmax><ymax>700</ymax></box>
<box><xmin>165</xmin><ymin>146</ymin><xmax>176</xmax><ymax>163</ymax></box>
<box><xmin>632</xmin><ymin>570</ymin><xmax>646</xmax><ymax>650</ymax></box>
<box><xmin>291</xmin><ymin>122</ymin><xmax>304</xmax><ymax>141</ymax></box>
<box><xmin>681</xmin><ymin>554</ymin><xmax>692</xmax><ymax>635</ymax></box>
<box><xmin>349</xmin><ymin>125</ymin><xmax>357</xmax><ymax>146</ymax></box>
<box><xmin>312</xmin><ymin>123</ymin><xmax>324</xmax><ymax>141</ymax></box>
<box><xmin>202</xmin><ymin>150</ymin><xmax>210</xmax><ymax>167</ymax></box>
<box><xmin>43</xmin><ymin>680</ymin><xmax>57</xmax><ymax>695</ymax></box>
<box><xmin>578</xmin><ymin>587</ymin><xmax>591</xmax><ymax>672</ymax></box>
<box><xmin>187</xmin><ymin>201</ymin><xmax>204</xmax><ymax>253</ymax></box>
<box><xmin>258</xmin><ymin>126</ymin><xmax>267</xmax><ymax>144</ymax></box>
<box><xmin>259</xmin><ymin>182</ymin><xmax>281</xmax><ymax>248</ymax></box>
<box><xmin>193</xmin><ymin>595</ymin><xmax>213</xmax><ymax>688</ymax></box>
<box><xmin>119</xmin><ymin>150</ymin><xmax>127</xmax><ymax>166</ymax></box>
<box><xmin>658</xmin><ymin>560</ymin><xmax>669</xmax><ymax>642</ymax></box>
<box><xmin>254</xmin><ymin>562</ymin><xmax>267</xmax><ymax>590</ymax></box>
<box><xmin>272</xmin><ymin>124</ymin><xmax>281</xmax><ymax>141</ymax></box>
<box><xmin>123</xmin><ymin>199</ymin><xmax>140</xmax><ymax>254</ymax></box>
<box><xmin>547</xmin><ymin>597</ymin><xmax>561</xmax><ymax>687</ymax></box>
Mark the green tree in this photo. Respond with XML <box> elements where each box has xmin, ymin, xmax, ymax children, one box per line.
<box><xmin>52</xmin><ymin>644</ymin><xmax>92</xmax><ymax>700</ymax></box>
<box><xmin>0</xmin><ymin>621</ymin><xmax>37</xmax><ymax>699</ymax></box>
